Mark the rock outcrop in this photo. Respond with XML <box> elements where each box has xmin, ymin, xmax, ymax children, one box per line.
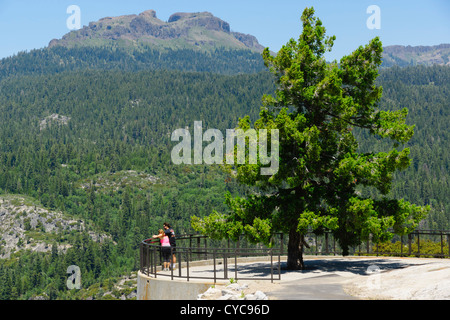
<box><xmin>0</xmin><ymin>195</ymin><xmax>109</xmax><ymax>259</ymax></box>
<box><xmin>197</xmin><ymin>282</ymin><xmax>269</xmax><ymax>300</ymax></box>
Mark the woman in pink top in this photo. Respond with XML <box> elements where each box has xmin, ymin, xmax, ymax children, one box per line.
<box><xmin>152</xmin><ymin>229</ymin><xmax>171</xmax><ymax>271</ymax></box>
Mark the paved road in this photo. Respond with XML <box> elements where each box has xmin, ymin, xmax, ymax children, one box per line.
<box><xmin>264</xmin><ymin>256</ymin><xmax>420</xmax><ymax>300</ymax></box>
<box><xmin>265</xmin><ymin>256</ymin><xmax>449</xmax><ymax>300</ymax></box>
<box><xmin>159</xmin><ymin>255</ymin><xmax>446</xmax><ymax>300</ymax></box>
<box><xmin>267</xmin><ymin>273</ymin><xmax>358</xmax><ymax>300</ymax></box>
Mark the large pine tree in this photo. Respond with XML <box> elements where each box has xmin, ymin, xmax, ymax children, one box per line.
<box><xmin>192</xmin><ymin>7</ymin><xmax>429</xmax><ymax>269</ymax></box>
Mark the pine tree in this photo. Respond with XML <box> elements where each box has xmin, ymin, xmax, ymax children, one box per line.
<box><xmin>192</xmin><ymin>7</ymin><xmax>429</xmax><ymax>269</ymax></box>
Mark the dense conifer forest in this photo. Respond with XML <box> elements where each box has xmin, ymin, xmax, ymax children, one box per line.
<box><xmin>0</xmin><ymin>45</ymin><xmax>448</xmax><ymax>299</ymax></box>
<box><xmin>0</xmin><ymin>46</ymin><xmax>266</xmax><ymax>79</ymax></box>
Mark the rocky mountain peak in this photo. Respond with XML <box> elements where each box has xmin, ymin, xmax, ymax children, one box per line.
<box><xmin>139</xmin><ymin>9</ymin><xmax>158</xmax><ymax>19</ymax></box>
<box><xmin>168</xmin><ymin>11</ymin><xmax>230</xmax><ymax>33</ymax></box>
<box><xmin>48</xmin><ymin>10</ymin><xmax>263</xmax><ymax>52</ymax></box>
<box><xmin>168</xmin><ymin>11</ymin><xmax>211</xmax><ymax>22</ymax></box>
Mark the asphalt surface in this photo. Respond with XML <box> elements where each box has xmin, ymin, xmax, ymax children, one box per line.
<box><xmin>266</xmin><ymin>273</ymin><xmax>357</xmax><ymax>300</ymax></box>
<box><xmin>162</xmin><ymin>255</ymin><xmax>450</xmax><ymax>300</ymax></box>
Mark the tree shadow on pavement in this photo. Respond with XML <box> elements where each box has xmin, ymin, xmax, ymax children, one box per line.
<box><xmin>230</xmin><ymin>257</ymin><xmax>416</xmax><ymax>278</ymax></box>
<box><xmin>299</xmin><ymin>258</ymin><xmax>412</xmax><ymax>275</ymax></box>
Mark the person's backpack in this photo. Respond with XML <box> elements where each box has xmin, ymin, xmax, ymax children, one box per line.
<box><xmin>169</xmin><ymin>228</ymin><xmax>176</xmax><ymax>245</ymax></box>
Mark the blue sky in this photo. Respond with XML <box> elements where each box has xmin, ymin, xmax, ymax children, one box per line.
<box><xmin>0</xmin><ymin>0</ymin><xmax>449</xmax><ymax>61</ymax></box>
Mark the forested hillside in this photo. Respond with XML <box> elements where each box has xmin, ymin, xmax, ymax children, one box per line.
<box><xmin>0</xmin><ymin>47</ymin><xmax>448</xmax><ymax>299</ymax></box>
<box><xmin>358</xmin><ymin>65</ymin><xmax>449</xmax><ymax>230</ymax></box>
<box><xmin>0</xmin><ymin>69</ymin><xmax>274</xmax><ymax>229</ymax></box>
<box><xmin>0</xmin><ymin>69</ymin><xmax>274</xmax><ymax>299</ymax></box>
<box><xmin>0</xmin><ymin>46</ymin><xmax>265</xmax><ymax>78</ymax></box>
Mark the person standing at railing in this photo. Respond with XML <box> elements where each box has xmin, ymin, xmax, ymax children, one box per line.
<box><xmin>163</xmin><ymin>222</ymin><xmax>177</xmax><ymax>269</ymax></box>
<box><xmin>152</xmin><ymin>229</ymin><xmax>171</xmax><ymax>271</ymax></box>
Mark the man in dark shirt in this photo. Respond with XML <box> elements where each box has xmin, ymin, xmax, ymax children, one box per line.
<box><xmin>163</xmin><ymin>222</ymin><xmax>176</xmax><ymax>267</ymax></box>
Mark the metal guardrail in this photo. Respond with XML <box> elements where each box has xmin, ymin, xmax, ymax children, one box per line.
<box><xmin>139</xmin><ymin>234</ymin><xmax>282</xmax><ymax>283</ymax></box>
<box><xmin>302</xmin><ymin>229</ymin><xmax>450</xmax><ymax>258</ymax></box>
<box><xmin>139</xmin><ymin>230</ymin><xmax>450</xmax><ymax>283</ymax></box>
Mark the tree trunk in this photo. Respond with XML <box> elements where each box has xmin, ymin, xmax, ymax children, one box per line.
<box><xmin>286</xmin><ymin>228</ymin><xmax>307</xmax><ymax>270</ymax></box>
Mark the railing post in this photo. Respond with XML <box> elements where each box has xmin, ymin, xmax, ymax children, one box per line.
<box><xmin>315</xmin><ymin>234</ymin><xmax>318</xmax><ymax>255</ymax></box>
<box><xmin>224</xmin><ymin>250</ymin><xmax>228</xmax><ymax>279</ymax></box>
<box><xmin>148</xmin><ymin>244</ymin><xmax>152</xmax><ymax>275</ymax></box>
<box><xmin>140</xmin><ymin>242</ymin><xmax>144</xmax><ymax>272</ymax></box>
<box><xmin>139</xmin><ymin>243</ymin><xmax>143</xmax><ymax>274</ymax></box>
<box><xmin>148</xmin><ymin>245</ymin><xmax>151</xmax><ymax>275</ymax></box>
<box><xmin>270</xmin><ymin>248</ymin><xmax>273</xmax><ymax>283</ymax></box>
<box><xmin>170</xmin><ymin>247</ymin><xmax>174</xmax><ymax>280</ymax></box>
<box><xmin>408</xmin><ymin>234</ymin><xmax>412</xmax><ymax>256</ymax></box>
<box><xmin>448</xmin><ymin>234</ymin><xmax>450</xmax><ymax>258</ymax></box>
<box><xmin>447</xmin><ymin>233</ymin><xmax>450</xmax><ymax>258</ymax></box>
<box><xmin>153</xmin><ymin>246</ymin><xmax>157</xmax><ymax>278</ymax></box>
<box><xmin>417</xmin><ymin>232</ymin><xmax>420</xmax><ymax>257</ymax></box>
<box><xmin>278</xmin><ymin>247</ymin><xmax>281</xmax><ymax>280</ymax></box>
<box><xmin>280</xmin><ymin>233</ymin><xmax>284</xmax><ymax>256</ymax></box>
<box><xmin>148</xmin><ymin>244</ymin><xmax>151</xmax><ymax>275</ymax></box>
<box><xmin>213</xmin><ymin>248</ymin><xmax>217</xmax><ymax>283</ymax></box>
<box><xmin>333</xmin><ymin>236</ymin><xmax>336</xmax><ymax>256</ymax></box>
<box><xmin>178</xmin><ymin>250</ymin><xmax>181</xmax><ymax>277</ymax></box>
<box><xmin>186</xmin><ymin>248</ymin><xmax>190</xmax><ymax>282</ymax></box>
<box><xmin>197</xmin><ymin>236</ymin><xmax>201</xmax><ymax>261</ymax></box>
<box><xmin>400</xmin><ymin>235</ymin><xmax>403</xmax><ymax>257</ymax></box>
<box><xmin>144</xmin><ymin>243</ymin><xmax>147</xmax><ymax>275</ymax></box>
<box><xmin>204</xmin><ymin>236</ymin><xmax>208</xmax><ymax>260</ymax></box>
<box><xmin>234</xmin><ymin>248</ymin><xmax>238</xmax><ymax>281</ymax></box>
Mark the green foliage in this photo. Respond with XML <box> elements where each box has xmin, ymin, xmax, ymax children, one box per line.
<box><xmin>373</xmin><ymin>239</ymin><xmax>449</xmax><ymax>258</ymax></box>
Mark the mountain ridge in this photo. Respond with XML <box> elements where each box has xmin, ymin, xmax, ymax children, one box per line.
<box><xmin>48</xmin><ymin>10</ymin><xmax>265</xmax><ymax>53</ymax></box>
<box><xmin>1</xmin><ymin>9</ymin><xmax>446</xmax><ymax>77</ymax></box>
<box><xmin>382</xmin><ymin>43</ymin><xmax>450</xmax><ymax>67</ymax></box>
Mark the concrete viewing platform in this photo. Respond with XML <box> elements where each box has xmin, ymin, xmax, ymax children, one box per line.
<box><xmin>137</xmin><ymin>255</ymin><xmax>450</xmax><ymax>300</ymax></box>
